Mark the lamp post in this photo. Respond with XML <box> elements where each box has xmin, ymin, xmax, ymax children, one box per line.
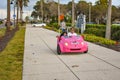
<box><xmin>11</xmin><ymin>0</ymin><xmax>16</xmax><ymax>28</ymax></box>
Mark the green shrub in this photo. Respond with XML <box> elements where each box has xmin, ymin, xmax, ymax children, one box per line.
<box><xmin>112</xmin><ymin>30</ymin><xmax>120</xmax><ymax>41</ymax></box>
<box><xmin>111</xmin><ymin>25</ymin><xmax>120</xmax><ymax>34</ymax></box>
<box><xmin>0</xmin><ymin>21</ymin><xmax>3</xmax><ymax>24</ymax></box>
<box><xmin>66</xmin><ymin>23</ymin><xmax>72</xmax><ymax>27</ymax></box>
<box><xmin>86</xmin><ymin>24</ymin><xmax>105</xmax><ymax>30</ymax></box>
<box><xmin>84</xmin><ymin>28</ymin><xmax>105</xmax><ymax>37</ymax></box>
<box><xmin>83</xmin><ymin>34</ymin><xmax>116</xmax><ymax>45</ymax></box>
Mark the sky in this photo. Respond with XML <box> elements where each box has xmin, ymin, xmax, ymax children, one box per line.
<box><xmin>0</xmin><ymin>0</ymin><xmax>120</xmax><ymax>19</ymax></box>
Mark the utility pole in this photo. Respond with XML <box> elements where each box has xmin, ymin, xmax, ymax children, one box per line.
<box><xmin>11</xmin><ymin>0</ymin><xmax>16</xmax><ymax>28</ymax></box>
<box><xmin>72</xmin><ymin>0</ymin><xmax>74</xmax><ymax>27</ymax></box>
<box><xmin>105</xmin><ymin>0</ymin><xmax>112</xmax><ymax>39</ymax></box>
<box><xmin>58</xmin><ymin>0</ymin><xmax>60</xmax><ymax>26</ymax></box>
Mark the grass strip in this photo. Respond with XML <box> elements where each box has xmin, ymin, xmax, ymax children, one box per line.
<box><xmin>0</xmin><ymin>27</ymin><xmax>25</xmax><ymax>80</ymax></box>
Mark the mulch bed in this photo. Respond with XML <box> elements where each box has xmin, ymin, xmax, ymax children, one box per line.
<box><xmin>95</xmin><ymin>42</ymin><xmax>120</xmax><ymax>52</ymax></box>
<box><xmin>0</xmin><ymin>28</ymin><xmax>19</xmax><ymax>52</ymax></box>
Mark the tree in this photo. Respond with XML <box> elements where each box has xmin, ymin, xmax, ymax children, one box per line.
<box><xmin>16</xmin><ymin>0</ymin><xmax>19</xmax><ymax>28</ymax></box>
<box><xmin>19</xmin><ymin>0</ymin><xmax>29</xmax><ymax>22</ymax></box>
<box><xmin>93</xmin><ymin>0</ymin><xmax>108</xmax><ymax>24</ymax></box>
<box><xmin>76</xmin><ymin>1</ymin><xmax>89</xmax><ymax>22</ymax></box>
<box><xmin>31</xmin><ymin>1</ymin><xmax>58</xmax><ymax>23</ymax></box>
<box><xmin>72</xmin><ymin>0</ymin><xmax>74</xmax><ymax>26</ymax></box>
<box><xmin>105</xmin><ymin>0</ymin><xmax>112</xmax><ymax>39</ymax></box>
<box><xmin>7</xmin><ymin>0</ymin><xmax>11</xmax><ymax>31</ymax></box>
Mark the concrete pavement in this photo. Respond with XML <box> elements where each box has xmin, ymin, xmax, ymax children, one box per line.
<box><xmin>23</xmin><ymin>24</ymin><xmax>120</xmax><ymax>80</ymax></box>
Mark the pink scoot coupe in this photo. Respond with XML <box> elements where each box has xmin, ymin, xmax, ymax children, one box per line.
<box><xmin>57</xmin><ymin>34</ymin><xmax>88</xmax><ymax>55</ymax></box>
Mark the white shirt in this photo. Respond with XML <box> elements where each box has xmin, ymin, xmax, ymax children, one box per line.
<box><xmin>60</xmin><ymin>21</ymin><xmax>66</xmax><ymax>29</ymax></box>
<box><xmin>68</xmin><ymin>32</ymin><xmax>77</xmax><ymax>36</ymax></box>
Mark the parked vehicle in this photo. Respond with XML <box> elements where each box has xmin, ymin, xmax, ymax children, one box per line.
<box><xmin>32</xmin><ymin>22</ymin><xmax>46</xmax><ymax>27</ymax></box>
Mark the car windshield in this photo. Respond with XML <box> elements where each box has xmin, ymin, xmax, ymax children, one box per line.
<box><xmin>63</xmin><ymin>35</ymin><xmax>80</xmax><ymax>38</ymax></box>
<box><xmin>34</xmin><ymin>22</ymin><xmax>43</xmax><ymax>24</ymax></box>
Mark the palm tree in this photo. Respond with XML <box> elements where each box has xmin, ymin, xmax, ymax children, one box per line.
<box><xmin>58</xmin><ymin>0</ymin><xmax>60</xmax><ymax>26</ymax></box>
<box><xmin>16</xmin><ymin>0</ymin><xmax>19</xmax><ymax>29</ymax></box>
<box><xmin>7</xmin><ymin>0</ymin><xmax>11</xmax><ymax>31</ymax></box>
<box><xmin>19</xmin><ymin>0</ymin><xmax>29</xmax><ymax>22</ymax></box>
<box><xmin>105</xmin><ymin>0</ymin><xmax>112</xmax><ymax>39</ymax></box>
<box><xmin>72</xmin><ymin>0</ymin><xmax>74</xmax><ymax>26</ymax></box>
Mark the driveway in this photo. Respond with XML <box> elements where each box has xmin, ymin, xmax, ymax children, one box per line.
<box><xmin>23</xmin><ymin>24</ymin><xmax>120</xmax><ymax>80</ymax></box>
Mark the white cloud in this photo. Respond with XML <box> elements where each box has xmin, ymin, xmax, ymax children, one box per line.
<box><xmin>0</xmin><ymin>9</ymin><xmax>7</xmax><ymax>19</ymax></box>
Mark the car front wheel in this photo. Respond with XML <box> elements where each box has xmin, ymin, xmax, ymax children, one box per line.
<box><xmin>57</xmin><ymin>45</ymin><xmax>62</xmax><ymax>55</ymax></box>
<box><xmin>84</xmin><ymin>49</ymin><xmax>88</xmax><ymax>53</ymax></box>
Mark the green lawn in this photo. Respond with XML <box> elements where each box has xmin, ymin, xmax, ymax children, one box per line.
<box><xmin>0</xmin><ymin>28</ymin><xmax>6</xmax><ymax>38</ymax></box>
<box><xmin>0</xmin><ymin>27</ymin><xmax>25</xmax><ymax>80</ymax></box>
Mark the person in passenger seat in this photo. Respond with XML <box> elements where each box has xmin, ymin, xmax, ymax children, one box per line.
<box><xmin>68</xmin><ymin>27</ymin><xmax>77</xmax><ymax>36</ymax></box>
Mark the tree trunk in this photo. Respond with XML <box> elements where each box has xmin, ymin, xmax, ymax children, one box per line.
<box><xmin>19</xmin><ymin>0</ymin><xmax>23</xmax><ymax>23</ymax></box>
<box><xmin>7</xmin><ymin>0</ymin><xmax>11</xmax><ymax>31</ymax></box>
<box><xmin>58</xmin><ymin>0</ymin><xmax>60</xmax><ymax>26</ymax></box>
<box><xmin>16</xmin><ymin>1</ymin><xmax>19</xmax><ymax>29</ymax></box>
<box><xmin>105</xmin><ymin>0</ymin><xmax>112</xmax><ymax>39</ymax></box>
<box><xmin>72</xmin><ymin>0</ymin><xmax>75</xmax><ymax>27</ymax></box>
<box><xmin>20</xmin><ymin>6</ymin><xmax>23</xmax><ymax>23</ymax></box>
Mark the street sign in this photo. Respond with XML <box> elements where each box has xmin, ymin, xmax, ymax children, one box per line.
<box><xmin>13</xmin><ymin>14</ymin><xmax>16</xmax><ymax>18</ymax></box>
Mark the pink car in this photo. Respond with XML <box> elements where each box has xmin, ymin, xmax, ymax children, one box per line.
<box><xmin>57</xmin><ymin>35</ymin><xmax>88</xmax><ymax>55</ymax></box>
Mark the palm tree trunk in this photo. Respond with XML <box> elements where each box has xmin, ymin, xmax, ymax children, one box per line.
<box><xmin>7</xmin><ymin>0</ymin><xmax>11</xmax><ymax>31</ymax></box>
<box><xmin>58</xmin><ymin>0</ymin><xmax>60</xmax><ymax>26</ymax></box>
<box><xmin>20</xmin><ymin>6</ymin><xmax>23</xmax><ymax>23</ymax></box>
<box><xmin>72</xmin><ymin>0</ymin><xmax>75</xmax><ymax>27</ymax></box>
<box><xmin>16</xmin><ymin>1</ymin><xmax>19</xmax><ymax>29</ymax></box>
<box><xmin>20</xmin><ymin>0</ymin><xmax>23</xmax><ymax>23</ymax></box>
<box><xmin>105</xmin><ymin>0</ymin><xmax>112</xmax><ymax>39</ymax></box>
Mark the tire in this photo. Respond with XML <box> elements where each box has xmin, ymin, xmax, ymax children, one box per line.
<box><xmin>57</xmin><ymin>45</ymin><xmax>62</xmax><ymax>55</ymax></box>
<box><xmin>84</xmin><ymin>49</ymin><xmax>88</xmax><ymax>53</ymax></box>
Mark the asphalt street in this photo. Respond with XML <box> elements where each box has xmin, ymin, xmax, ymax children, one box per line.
<box><xmin>22</xmin><ymin>24</ymin><xmax>120</xmax><ymax>80</ymax></box>
<box><xmin>0</xmin><ymin>23</ymin><xmax>5</xmax><ymax>28</ymax></box>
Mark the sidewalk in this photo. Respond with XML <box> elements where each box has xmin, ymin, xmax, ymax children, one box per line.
<box><xmin>22</xmin><ymin>25</ymin><xmax>120</xmax><ymax>80</ymax></box>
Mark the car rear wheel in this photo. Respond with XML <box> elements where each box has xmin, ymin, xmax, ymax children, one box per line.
<box><xmin>57</xmin><ymin>45</ymin><xmax>61</xmax><ymax>55</ymax></box>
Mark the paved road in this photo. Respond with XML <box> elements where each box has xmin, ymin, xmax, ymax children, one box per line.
<box><xmin>23</xmin><ymin>24</ymin><xmax>120</xmax><ymax>80</ymax></box>
<box><xmin>0</xmin><ymin>23</ymin><xmax>5</xmax><ymax>28</ymax></box>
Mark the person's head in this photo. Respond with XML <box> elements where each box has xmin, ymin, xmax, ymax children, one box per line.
<box><xmin>63</xmin><ymin>32</ymin><xmax>67</xmax><ymax>36</ymax></box>
<box><xmin>60</xmin><ymin>32</ymin><xmax>67</xmax><ymax>37</ymax></box>
<box><xmin>70</xmin><ymin>27</ymin><xmax>75</xmax><ymax>33</ymax></box>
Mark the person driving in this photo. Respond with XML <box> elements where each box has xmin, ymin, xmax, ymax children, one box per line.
<box><xmin>68</xmin><ymin>27</ymin><xmax>77</xmax><ymax>36</ymax></box>
<box><xmin>60</xmin><ymin>32</ymin><xmax>67</xmax><ymax>37</ymax></box>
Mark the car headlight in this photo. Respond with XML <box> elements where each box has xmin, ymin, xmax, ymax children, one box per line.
<box><xmin>81</xmin><ymin>42</ymin><xmax>84</xmax><ymax>45</ymax></box>
<box><xmin>64</xmin><ymin>42</ymin><xmax>68</xmax><ymax>46</ymax></box>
